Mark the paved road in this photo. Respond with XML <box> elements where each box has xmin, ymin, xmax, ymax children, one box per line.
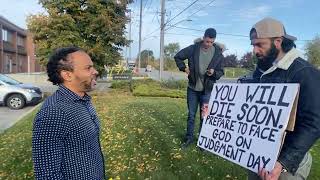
<box><xmin>0</xmin><ymin>105</ymin><xmax>38</xmax><ymax>132</ymax></box>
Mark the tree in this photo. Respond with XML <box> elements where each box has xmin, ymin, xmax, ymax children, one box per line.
<box><xmin>223</xmin><ymin>54</ymin><xmax>238</xmax><ymax>67</ymax></box>
<box><xmin>164</xmin><ymin>42</ymin><xmax>180</xmax><ymax>59</ymax></box>
<box><xmin>138</xmin><ymin>49</ymin><xmax>154</xmax><ymax>68</ymax></box>
<box><xmin>305</xmin><ymin>35</ymin><xmax>320</xmax><ymax>68</ymax></box>
<box><xmin>164</xmin><ymin>42</ymin><xmax>180</xmax><ymax>71</ymax></box>
<box><xmin>239</xmin><ymin>52</ymin><xmax>257</xmax><ymax>70</ymax></box>
<box><xmin>27</xmin><ymin>0</ymin><xmax>133</xmax><ymax>74</ymax></box>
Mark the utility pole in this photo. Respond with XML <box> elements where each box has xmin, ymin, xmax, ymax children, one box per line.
<box><xmin>147</xmin><ymin>49</ymin><xmax>149</xmax><ymax>65</ymax></box>
<box><xmin>128</xmin><ymin>9</ymin><xmax>132</xmax><ymax>68</ymax></box>
<box><xmin>138</xmin><ymin>0</ymin><xmax>143</xmax><ymax>71</ymax></box>
<box><xmin>159</xmin><ymin>0</ymin><xmax>165</xmax><ymax>80</ymax></box>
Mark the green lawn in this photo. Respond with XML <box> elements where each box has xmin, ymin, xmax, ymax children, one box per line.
<box><xmin>1</xmin><ymin>90</ymin><xmax>319</xmax><ymax>179</ymax></box>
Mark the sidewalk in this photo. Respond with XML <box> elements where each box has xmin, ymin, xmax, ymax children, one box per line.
<box><xmin>0</xmin><ymin>103</ymin><xmax>41</xmax><ymax>133</ymax></box>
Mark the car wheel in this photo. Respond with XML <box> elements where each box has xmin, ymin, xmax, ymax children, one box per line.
<box><xmin>6</xmin><ymin>94</ymin><xmax>25</xmax><ymax>110</ymax></box>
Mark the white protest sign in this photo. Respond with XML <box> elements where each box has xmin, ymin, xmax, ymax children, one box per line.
<box><xmin>197</xmin><ymin>83</ymin><xmax>299</xmax><ymax>173</ymax></box>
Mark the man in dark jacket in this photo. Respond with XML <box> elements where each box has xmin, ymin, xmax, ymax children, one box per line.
<box><xmin>174</xmin><ymin>28</ymin><xmax>224</xmax><ymax>149</ymax></box>
<box><xmin>247</xmin><ymin>18</ymin><xmax>320</xmax><ymax>180</ymax></box>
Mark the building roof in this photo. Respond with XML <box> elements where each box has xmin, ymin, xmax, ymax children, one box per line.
<box><xmin>0</xmin><ymin>15</ymin><xmax>27</xmax><ymax>36</ymax></box>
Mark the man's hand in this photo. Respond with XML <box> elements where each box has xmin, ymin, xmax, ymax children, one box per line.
<box><xmin>258</xmin><ymin>161</ymin><xmax>283</xmax><ymax>180</ymax></box>
<box><xmin>207</xmin><ymin>69</ymin><xmax>214</xmax><ymax>76</ymax></box>
<box><xmin>185</xmin><ymin>67</ymin><xmax>190</xmax><ymax>75</ymax></box>
<box><xmin>201</xmin><ymin>104</ymin><xmax>209</xmax><ymax>118</ymax></box>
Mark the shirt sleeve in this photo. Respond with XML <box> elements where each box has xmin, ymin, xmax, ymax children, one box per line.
<box><xmin>32</xmin><ymin>107</ymin><xmax>69</xmax><ymax>179</ymax></box>
<box><xmin>212</xmin><ymin>53</ymin><xmax>224</xmax><ymax>80</ymax></box>
<box><xmin>174</xmin><ymin>45</ymin><xmax>194</xmax><ymax>71</ymax></box>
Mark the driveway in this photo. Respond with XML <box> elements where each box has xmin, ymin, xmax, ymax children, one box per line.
<box><xmin>0</xmin><ymin>105</ymin><xmax>39</xmax><ymax>132</ymax></box>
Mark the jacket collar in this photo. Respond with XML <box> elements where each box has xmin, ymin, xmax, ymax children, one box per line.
<box><xmin>262</xmin><ymin>48</ymin><xmax>303</xmax><ymax>76</ymax></box>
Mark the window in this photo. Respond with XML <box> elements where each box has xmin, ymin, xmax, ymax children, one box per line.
<box><xmin>0</xmin><ymin>74</ymin><xmax>20</xmax><ymax>85</ymax></box>
<box><xmin>7</xmin><ymin>31</ymin><xmax>13</xmax><ymax>42</ymax></box>
<box><xmin>2</xmin><ymin>29</ymin><xmax>8</xmax><ymax>41</ymax></box>
<box><xmin>2</xmin><ymin>29</ymin><xmax>13</xmax><ymax>42</ymax></box>
<box><xmin>17</xmin><ymin>36</ymin><xmax>25</xmax><ymax>47</ymax></box>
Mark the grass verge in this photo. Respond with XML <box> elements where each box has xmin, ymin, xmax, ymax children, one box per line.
<box><xmin>1</xmin><ymin>91</ymin><xmax>319</xmax><ymax>179</ymax></box>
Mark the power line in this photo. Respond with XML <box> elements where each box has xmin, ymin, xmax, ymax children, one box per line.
<box><xmin>186</xmin><ymin>0</ymin><xmax>216</xmax><ymax>19</ymax></box>
<box><xmin>165</xmin><ymin>0</ymin><xmax>216</xmax><ymax>32</ymax></box>
<box><xmin>168</xmin><ymin>25</ymin><xmax>312</xmax><ymax>41</ymax></box>
<box><xmin>146</xmin><ymin>0</ymin><xmax>153</xmax><ymax>12</ymax></box>
<box><xmin>151</xmin><ymin>9</ymin><xmax>158</xmax><ymax>23</ymax></box>
<box><xmin>168</xmin><ymin>25</ymin><xmax>202</xmax><ymax>32</ymax></box>
<box><xmin>144</xmin><ymin>27</ymin><xmax>161</xmax><ymax>39</ymax></box>
<box><xmin>143</xmin><ymin>0</ymin><xmax>149</xmax><ymax>12</ymax></box>
<box><xmin>143</xmin><ymin>0</ymin><xmax>154</xmax><ymax>13</ymax></box>
<box><xmin>165</xmin><ymin>0</ymin><xmax>200</xmax><ymax>26</ymax></box>
<box><xmin>165</xmin><ymin>32</ymin><xmax>199</xmax><ymax>37</ymax></box>
<box><xmin>168</xmin><ymin>25</ymin><xmax>248</xmax><ymax>37</ymax></box>
<box><xmin>144</xmin><ymin>0</ymin><xmax>200</xmax><ymax>38</ymax></box>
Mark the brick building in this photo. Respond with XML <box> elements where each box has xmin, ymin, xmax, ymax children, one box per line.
<box><xmin>0</xmin><ymin>15</ymin><xmax>42</xmax><ymax>74</ymax></box>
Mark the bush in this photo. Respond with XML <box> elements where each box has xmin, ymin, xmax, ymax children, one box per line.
<box><xmin>110</xmin><ymin>80</ymin><xmax>131</xmax><ymax>89</ymax></box>
<box><xmin>133</xmin><ymin>84</ymin><xmax>186</xmax><ymax>98</ymax></box>
<box><xmin>132</xmin><ymin>79</ymin><xmax>161</xmax><ymax>89</ymax></box>
<box><xmin>160</xmin><ymin>78</ymin><xmax>188</xmax><ymax>90</ymax></box>
<box><xmin>111</xmin><ymin>79</ymin><xmax>186</xmax><ymax>98</ymax></box>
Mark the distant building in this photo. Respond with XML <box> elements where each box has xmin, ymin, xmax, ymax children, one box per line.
<box><xmin>0</xmin><ymin>15</ymin><xmax>43</xmax><ymax>74</ymax></box>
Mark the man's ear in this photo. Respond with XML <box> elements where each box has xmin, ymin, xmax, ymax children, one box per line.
<box><xmin>60</xmin><ymin>70</ymin><xmax>73</xmax><ymax>82</ymax></box>
<box><xmin>274</xmin><ymin>37</ymin><xmax>283</xmax><ymax>49</ymax></box>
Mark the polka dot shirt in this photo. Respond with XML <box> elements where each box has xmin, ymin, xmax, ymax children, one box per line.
<box><xmin>32</xmin><ymin>85</ymin><xmax>105</xmax><ymax>180</ymax></box>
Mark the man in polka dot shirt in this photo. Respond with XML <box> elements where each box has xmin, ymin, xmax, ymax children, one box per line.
<box><xmin>32</xmin><ymin>47</ymin><xmax>105</xmax><ymax>179</ymax></box>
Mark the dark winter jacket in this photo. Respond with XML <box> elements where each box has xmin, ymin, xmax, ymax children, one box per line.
<box><xmin>252</xmin><ymin>48</ymin><xmax>320</xmax><ymax>175</ymax></box>
<box><xmin>174</xmin><ymin>42</ymin><xmax>224</xmax><ymax>94</ymax></box>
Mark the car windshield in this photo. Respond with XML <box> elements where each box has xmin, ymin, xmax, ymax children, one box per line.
<box><xmin>0</xmin><ymin>74</ymin><xmax>21</xmax><ymax>85</ymax></box>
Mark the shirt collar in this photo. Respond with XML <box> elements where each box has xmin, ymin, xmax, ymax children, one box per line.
<box><xmin>58</xmin><ymin>85</ymin><xmax>91</xmax><ymax>102</ymax></box>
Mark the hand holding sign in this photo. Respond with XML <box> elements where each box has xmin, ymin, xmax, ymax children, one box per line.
<box><xmin>185</xmin><ymin>67</ymin><xmax>190</xmax><ymax>75</ymax></box>
<box><xmin>207</xmin><ymin>69</ymin><xmax>214</xmax><ymax>76</ymax></box>
<box><xmin>258</xmin><ymin>161</ymin><xmax>282</xmax><ymax>180</ymax></box>
<box><xmin>201</xmin><ymin>103</ymin><xmax>209</xmax><ymax>119</ymax></box>
<box><xmin>198</xmin><ymin>83</ymin><xmax>299</xmax><ymax>174</ymax></box>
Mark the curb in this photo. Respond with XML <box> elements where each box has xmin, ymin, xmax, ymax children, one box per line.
<box><xmin>0</xmin><ymin>103</ymin><xmax>43</xmax><ymax>133</ymax></box>
<box><xmin>15</xmin><ymin>102</ymin><xmax>43</xmax><ymax>122</ymax></box>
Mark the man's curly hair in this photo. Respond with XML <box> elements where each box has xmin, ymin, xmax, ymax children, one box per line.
<box><xmin>47</xmin><ymin>46</ymin><xmax>83</xmax><ymax>85</ymax></box>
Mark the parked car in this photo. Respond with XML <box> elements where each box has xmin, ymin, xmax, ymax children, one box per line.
<box><xmin>0</xmin><ymin>74</ymin><xmax>43</xmax><ymax>109</ymax></box>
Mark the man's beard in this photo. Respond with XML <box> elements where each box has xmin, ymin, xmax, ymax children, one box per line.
<box><xmin>80</xmin><ymin>77</ymin><xmax>97</xmax><ymax>92</ymax></box>
<box><xmin>256</xmin><ymin>44</ymin><xmax>279</xmax><ymax>71</ymax></box>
